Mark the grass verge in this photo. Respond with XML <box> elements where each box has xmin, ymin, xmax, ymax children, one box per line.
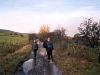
<box><xmin>54</xmin><ymin>44</ymin><xmax>100</xmax><ymax>75</ymax></box>
<box><xmin>0</xmin><ymin>45</ymin><xmax>31</xmax><ymax>75</ymax></box>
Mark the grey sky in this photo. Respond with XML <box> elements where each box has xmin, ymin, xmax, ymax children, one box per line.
<box><xmin>0</xmin><ymin>0</ymin><xmax>100</xmax><ymax>36</ymax></box>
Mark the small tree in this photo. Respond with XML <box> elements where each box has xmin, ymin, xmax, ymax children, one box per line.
<box><xmin>39</xmin><ymin>25</ymin><xmax>50</xmax><ymax>34</ymax></box>
<box><xmin>74</xmin><ymin>33</ymin><xmax>81</xmax><ymax>44</ymax></box>
<box><xmin>78</xmin><ymin>18</ymin><xmax>100</xmax><ymax>48</ymax></box>
<box><xmin>20</xmin><ymin>34</ymin><xmax>24</xmax><ymax>37</ymax></box>
<box><xmin>39</xmin><ymin>25</ymin><xmax>50</xmax><ymax>41</ymax></box>
<box><xmin>54</xmin><ymin>27</ymin><xmax>66</xmax><ymax>41</ymax></box>
<box><xmin>54</xmin><ymin>26</ymin><xmax>68</xmax><ymax>52</ymax></box>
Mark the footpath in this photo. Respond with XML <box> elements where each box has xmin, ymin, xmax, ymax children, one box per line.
<box><xmin>15</xmin><ymin>43</ymin><xmax>64</xmax><ymax>75</ymax></box>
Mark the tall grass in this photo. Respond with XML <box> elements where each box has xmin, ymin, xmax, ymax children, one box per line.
<box><xmin>0</xmin><ymin>36</ymin><xmax>29</xmax><ymax>57</ymax></box>
<box><xmin>0</xmin><ymin>45</ymin><xmax>31</xmax><ymax>74</ymax></box>
<box><xmin>67</xmin><ymin>44</ymin><xmax>99</xmax><ymax>62</ymax></box>
<box><xmin>0</xmin><ymin>35</ymin><xmax>31</xmax><ymax>74</ymax></box>
<box><xmin>54</xmin><ymin>43</ymin><xmax>100</xmax><ymax>75</ymax></box>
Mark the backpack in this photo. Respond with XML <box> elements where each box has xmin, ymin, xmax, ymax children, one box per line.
<box><xmin>32</xmin><ymin>43</ymin><xmax>38</xmax><ymax>50</ymax></box>
<box><xmin>43</xmin><ymin>41</ymin><xmax>47</xmax><ymax>48</ymax></box>
<box><xmin>47</xmin><ymin>42</ymin><xmax>53</xmax><ymax>50</ymax></box>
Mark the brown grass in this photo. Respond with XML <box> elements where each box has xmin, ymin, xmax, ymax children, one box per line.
<box><xmin>54</xmin><ymin>43</ymin><xmax>100</xmax><ymax>75</ymax></box>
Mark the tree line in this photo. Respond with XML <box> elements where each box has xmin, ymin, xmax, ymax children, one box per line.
<box><xmin>29</xmin><ymin>18</ymin><xmax>100</xmax><ymax>48</ymax></box>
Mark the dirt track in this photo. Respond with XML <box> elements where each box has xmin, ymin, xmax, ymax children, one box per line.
<box><xmin>15</xmin><ymin>43</ymin><xmax>64</xmax><ymax>75</ymax></box>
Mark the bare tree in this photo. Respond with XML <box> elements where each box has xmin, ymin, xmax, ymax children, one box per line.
<box><xmin>54</xmin><ymin>26</ymin><xmax>68</xmax><ymax>52</ymax></box>
<box><xmin>73</xmin><ymin>33</ymin><xmax>81</xmax><ymax>44</ymax></box>
<box><xmin>78</xmin><ymin>18</ymin><xmax>100</xmax><ymax>48</ymax></box>
<box><xmin>54</xmin><ymin>27</ymin><xmax>66</xmax><ymax>41</ymax></box>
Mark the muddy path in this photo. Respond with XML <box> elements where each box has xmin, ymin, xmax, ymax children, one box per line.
<box><xmin>15</xmin><ymin>43</ymin><xmax>64</xmax><ymax>75</ymax></box>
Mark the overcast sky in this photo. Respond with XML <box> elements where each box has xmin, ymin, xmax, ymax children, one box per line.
<box><xmin>0</xmin><ymin>0</ymin><xmax>100</xmax><ymax>36</ymax></box>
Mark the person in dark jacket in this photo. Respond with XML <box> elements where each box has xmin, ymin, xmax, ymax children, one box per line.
<box><xmin>43</xmin><ymin>38</ymin><xmax>48</xmax><ymax>48</ymax></box>
<box><xmin>32</xmin><ymin>40</ymin><xmax>38</xmax><ymax>62</ymax></box>
<box><xmin>45</xmin><ymin>37</ymin><xmax>54</xmax><ymax>62</ymax></box>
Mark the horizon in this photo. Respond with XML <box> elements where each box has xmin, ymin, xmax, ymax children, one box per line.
<box><xmin>0</xmin><ymin>0</ymin><xmax>100</xmax><ymax>37</ymax></box>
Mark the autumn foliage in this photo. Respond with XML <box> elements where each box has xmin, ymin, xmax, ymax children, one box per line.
<box><xmin>39</xmin><ymin>25</ymin><xmax>50</xmax><ymax>34</ymax></box>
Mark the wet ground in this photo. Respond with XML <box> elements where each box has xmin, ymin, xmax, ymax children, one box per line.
<box><xmin>15</xmin><ymin>43</ymin><xmax>64</xmax><ymax>75</ymax></box>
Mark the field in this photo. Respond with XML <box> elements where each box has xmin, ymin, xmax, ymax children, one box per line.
<box><xmin>0</xmin><ymin>30</ymin><xmax>31</xmax><ymax>74</ymax></box>
<box><xmin>0</xmin><ymin>35</ymin><xmax>28</xmax><ymax>57</ymax></box>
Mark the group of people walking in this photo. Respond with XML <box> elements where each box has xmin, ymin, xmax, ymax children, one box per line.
<box><xmin>32</xmin><ymin>37</ymin><xmax>54</xmax><ymax>64</ymax></box>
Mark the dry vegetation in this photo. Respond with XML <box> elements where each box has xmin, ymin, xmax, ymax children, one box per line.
<box><xmin>54</xmin><ymin>43</ymin><xmax>100</xmax><ymax>75</ymax></box>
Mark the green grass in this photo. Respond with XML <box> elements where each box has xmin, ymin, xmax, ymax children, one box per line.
<box><xmin>0</xmin><ymin>31</ymin><xmax>31</xmax><ymax>75</ymax></box>
<box><xmin>80</xmin><ymin>62</ymin><xmax>100</xmax><ymax>75</ymax></box>
<box><xmin>0</xmin><ymin>35</ymin><xmax>29</xmax><ymax>57</ymax></box>
<box><xmin>0</xmin><ymin>45</ymin><xmax>31</xmax><ymax>75</ymax></box>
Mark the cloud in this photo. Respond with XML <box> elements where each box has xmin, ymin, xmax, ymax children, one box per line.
<box><xmin>0</xmin><ymin>5</ymin><xmax>100</xmax><ymax>36</ymax></box>
<box><xmin>3</xmin><ymin>0</ymin><xmax>63</xmax><ymax>8</ymax></box>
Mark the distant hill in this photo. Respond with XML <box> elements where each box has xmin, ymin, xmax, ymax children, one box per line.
<box><xmin>0</xmin><ymin>29</ymin><xmax>29</xmax><ymax>37</ymax></box>
<box><xmin>0</xmin><ymin>29</ymin><xmax>19</xmax><ymax>36</ymax></box>
<box><xmin>0</xmin><ymin>29</ymin><xmax>15</xmax><ymax>33</ymax></box>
